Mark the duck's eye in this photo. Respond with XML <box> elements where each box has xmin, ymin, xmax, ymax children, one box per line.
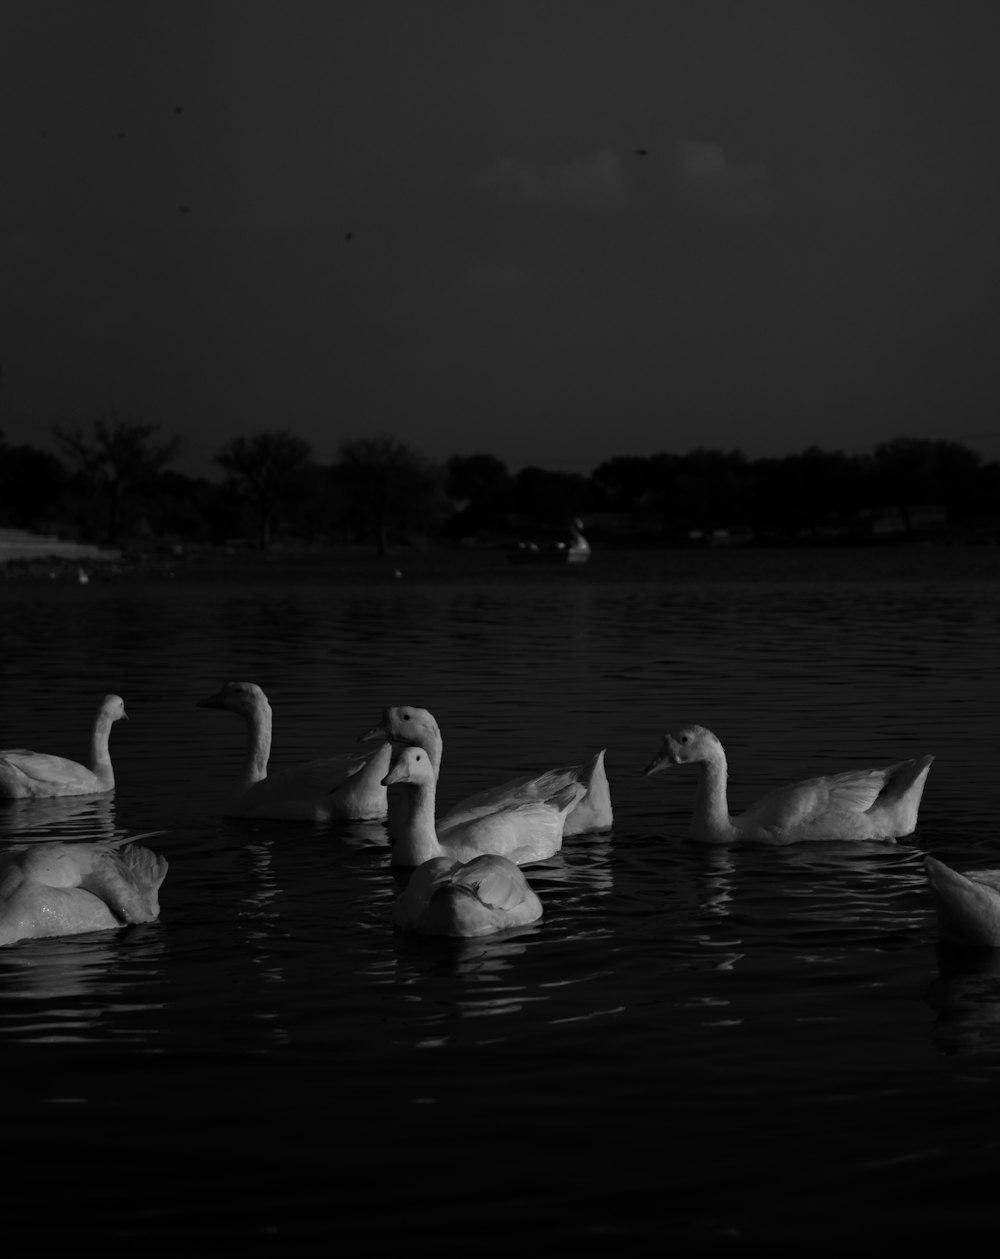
<box><xmin>680</xmin><ymin>735</ymin><xmax>690</xmax><ymax>744</ymax></box>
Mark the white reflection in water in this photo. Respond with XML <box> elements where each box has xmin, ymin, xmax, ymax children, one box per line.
<box><xmin>387</xmin><ymin>934</ymin><xmax>536</xmax><ymax>1028</ymax></box>
<box><xmin>0</xmin><ymin>929</ymin><xmax>167</xmax><ymax>1043</ymax></box>
<box><xmin>694</xmin><ymin>850</ymin><xmax>737</xmax><ymax>918</ymax></box>
<box><xmin>0</xmin><ymin>794</ymin><xmax>118</xmax><ymax>843</ymax></box>
<box><xmin>924</xmin><ymin>944</ymin><xmax>1000</xmax><ymax>1056</ymax></box>
<box><xmin>686</xmin><ymin>937</ymin><xmax>745</xmax><ymax>972</ymax></box>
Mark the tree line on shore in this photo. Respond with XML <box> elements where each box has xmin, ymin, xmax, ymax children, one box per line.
<box><xmin>0</xmin><ymin>413</ymin><xmax>997</xmax><ymax>553</ymax></box>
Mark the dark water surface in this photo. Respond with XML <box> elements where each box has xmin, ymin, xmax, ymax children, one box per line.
<box><xmin>1</xmin><ymin>546</ymin><xmax>998</xmax><ymax>1255</ymax></box>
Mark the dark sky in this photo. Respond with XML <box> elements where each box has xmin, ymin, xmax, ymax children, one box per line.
<box><xmin>2</xmin><ymin>0</ymin><xmax>999</xmax><ymax>478</ymax></box>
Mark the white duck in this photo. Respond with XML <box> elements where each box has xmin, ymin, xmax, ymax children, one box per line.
<box><xmin>361</xmin><ymin>705</ymin><xmax>612</xmax><ymax>840</ymax></box>
<box><xmin>197</xmin><ymin>681</ymin><xmax>390</xmax><ymax>821</ymax></box>
<box><xmin>925</xmin><ymin>856</ymin><xmax>1000</xmax><ymax>947</ymax></box>
<box><xmin>644</xmin><ymin>723</ymin><xmax>934</xmax><ymax>845</ymax></box>
<box><xmin>0</xmin><ymin>694</ymin><xmax>127</xmax><ymax>799</ymax></box>
<box><xmin>393</xmin><ymin>853</ymin><xmax>543</xmax><ymax>938</ymax></box>
<box><xmin>382</xmin><ymin>743</ymin><xmax>583</xmax><ymax>868</ymax></box>
<box><xmin>0</xmin><ymin>834</ymin><xmax>168</xmax><ymax>946</ymax></box>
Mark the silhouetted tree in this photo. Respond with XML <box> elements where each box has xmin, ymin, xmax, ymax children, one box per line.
<box><xmin>444</xmin><ymin>453</ymin><xmax>513</xmax><ymax>538</ymax></box>
<box><xmin>446</xmin><ymin>453</ymin><xmax>510</xmax><ymax>501</ymax></box>
<box><xmin>669</xmin><ymin>448</ymin><xmax>752</xmax><ymax>537</ymax></box>
<box><xmin>754</xmin><ymin>447</ymin><xmax>867</xmax><ymax>540</ymax></box>
<box><xmin>215</xmin><ymin>430</ymin><xmax>314</xmax><ymax>550</ymax></box>
<box><xmin>870</xmin><ymin>437</ymin><xmax>981</xmax><ymax>536</ymax></box>
<box><xmin>511</xmin><ymin>466</ymin><xmax>595</xmax><ymax>528</ymax></box>
<box><xmin>51</xmin><ymin>412</ymin><xmax>181</xmax><ymax>541</ymax></box>
<box><xmin>333</xmin><ymin>436</ymin><xmax>445</xmax><ymax>556</ymax></box>
<box><xmin>0</xmin><ymin>442</ymin><xmax>70</xmax><ymax>529</ymax></box>
<box><xmin>137</xmin><ymin>469</ymin><xmax>231</xmax><ymax>544</ymax></box>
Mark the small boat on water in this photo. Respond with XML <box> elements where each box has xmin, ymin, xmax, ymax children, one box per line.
<box><xmin>508</xmin><ymin>518</ymin><xmax>591</xmax><ymax>565</ymax></box>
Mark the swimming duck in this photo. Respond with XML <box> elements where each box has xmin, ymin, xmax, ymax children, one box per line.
<box><xmin>0</xmin><ymin>834</ymin><xmax>168</xmax><ymax>946</ymax></box>
<box><xmin>393</xmin><ymin>852</ymin><xmax>543</xmax><ymax>938</ymax></box>
<box><xmin>381</xmin><ymin>743</ymin><xmax>583</xmax><ymax>868</ymax></box>
<box><xmin>0</xmin><ymin>694</ymin><xmax>127</xmax><ymax>799</ymax></box>
<box><xmin>925</xmin><ymin>856</ymin><xmax>1000</xmax><ymax>946</ymax></box>
<box><xmin>361</xmin><ymin>705</ymin><xmax>612</xmax><ymax>839</ymax></box>
<box><xmin>197</xmin><ymin>681</ymin><xmax>390</xmax><ymax>821</ymax></box>
<box><xmin>643</xmin><ymin>723</ymin><xmax>934</xmax><ymax>845</ymax></box>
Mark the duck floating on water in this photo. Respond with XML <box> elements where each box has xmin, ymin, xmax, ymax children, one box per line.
<box><xmin>379</xmin><ymin>742</ymin><xmax>582</xmax><ymax>868</ymax></box>
<box><xmin>197</xmin><ymin>681</ymin><xmax>390</xmax><ymax>821</ymax></box>
<box><xmin>644</xmin><ymin>723</ymin><xmax>933</xmax><ymax>845</ymax></box>
<box><xmin>362</xmin><ymin>705</ymin><xmax>612</xmax><ymax>851</ymax></box>
<box><xmin>0</xmin><ymin>834</ymin><xmax>168</xmax><ymax>946</ymax></box>
<box><xmin>0</xmin><ymin>694</ymin><xmax>127</xmax><ymax>799</ymax></box>
<box><xmin>386</xmin><ymin>747</ymin><xmax>545</xmax><ymax>935</ymax></box>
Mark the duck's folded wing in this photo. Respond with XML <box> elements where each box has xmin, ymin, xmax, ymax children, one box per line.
<box><xmin>450</xmin><ymin>786</ymin><xmax>583</xmax><ymax>862</ymax></box>
<box><xmin>452</xmin><ymin>854</ymin><xmax>530</xmax><ymax>909</ymax></box>
<box><xmin>440</xmin><ymin>765</ymin><xmax>581</xmax><ymax>831</ymax></box>
<box><xmin>740</xmin><ymin>767</ymin><xmax>889</xmax><ymax>831</ymax></box>
<box><xmin>265</xmin><ymin>751</ymin><xmax>375</xmax><ymax>799</ymax></box>
<box><xmin>0</xmin><ymin>751</ymin><xmax>93</xmax><ymax>790</ymax></box>
<box><xmin>339</xmin><ymin>745</ymin><xmax>389</xmax><ymax>780</ymax></box>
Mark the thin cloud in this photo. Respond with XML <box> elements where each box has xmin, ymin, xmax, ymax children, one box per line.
<box><xmin>675</xmin><ymin>141</ymin><xmax>770</xmax><ymax>219</ymax></box>
<box><xmin>476</xmin><ymin>148</ymin><xmax>627</xmax><ymax>213</ymax></box>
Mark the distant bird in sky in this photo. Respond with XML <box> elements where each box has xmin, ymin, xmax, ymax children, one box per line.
<box><xmin>634</xmin><ymin>148</ymin><xmax>649</xmax><ymax>156</ymax></box>
<box><xmin>345</xmin><ymin>231</ymin><xmax>353</xmax><ymax>241</ymax></box>
<box><xmin>177</xmin><ymin>205</ymin><xmax>191</xmax><ymax>214</ymax></box>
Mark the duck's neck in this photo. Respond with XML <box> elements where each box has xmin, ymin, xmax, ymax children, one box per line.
<box><xmin>419</xmin><ymin>727</ymin><xmax>444</xmax><ymax>778</ymax></box>
<box><xmin>388</xmin><ymin>725</ymin><xmax>445</xmax><ymax>841</ymax></box>
<box><xmin>391</xmin><ymin>776</ymin><xmax>443</xmax><ymax>865</ymax></box>
<box><xmin>89</xmin><ymin>709</ymin><xmax>117</xmax><ymax>788</ymax></box>
<box><xmin>690</xmin><ymin>752</ymin><xmax>735</xmax><ymax>843</ymax></box>
<box><xmin>238</xmin><ymin>702</ymin><xmax>272</xmax><ymax>792</ymax></box>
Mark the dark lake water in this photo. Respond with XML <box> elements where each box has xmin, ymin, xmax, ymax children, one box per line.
<box><xmin>1</xmin><ymin>545</ymin><xmax>999</xmax><ymax>1256</ymax></box>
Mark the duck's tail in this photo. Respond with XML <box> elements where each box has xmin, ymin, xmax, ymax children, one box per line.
<box><xmin>81</xmin><ymin>840</ymin><xmax>168</xmax><ymax>925</ymax></box>
<box><xmin>115</xmin><ymin>841</ymin><xmax>170</xmax><ymax>890</ymax></box>
<box><xmin>874</xmin><ymin>754</ymin><xmax>934</xmax><ymax>837</ymax></box>
<box><xmin>563</xmin><ymin>749</ymin><xmax>613</xmax><ymax>836</ymax></box>
<box><xmin>546</xmin><ymin>780</ymin><xmax>587</xmax><ymax>819</ymax></box>
<box><xmin>925</xmin><ymin>855</ymin><xmax>1000</xmax><ymax>947</ymax></box>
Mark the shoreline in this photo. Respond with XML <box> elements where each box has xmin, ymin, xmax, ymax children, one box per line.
<box><xmin>2</xmin><ymin>539</ymin><xmax>999</xmax><ymax>586</ymax></box>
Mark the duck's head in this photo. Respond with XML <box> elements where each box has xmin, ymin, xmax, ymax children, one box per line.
<box><xmin>360</xmin><ymin>705</ymin><xmax>440</xmax><ymax>747</ymax></box>
<box><xmin>101</xmin><ymin>694</ymin><xmax>128</xmax><ymax>723</ymax></box>
<box><xmin>643</xmin><ymin>724</ymin><xmax>721</xmax><ymax>775</ymax></box>
<box><xmin>197</xmin><ymin>680</ymin><xmax>269</xmax><ymax>717</ymax></box>
<box><xmin>381</xmin><ymin>744</ymin><xmax>435</xmax><ymax>788</ymax></box>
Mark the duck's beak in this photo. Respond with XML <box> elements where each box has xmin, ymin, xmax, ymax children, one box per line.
<box><xmin>360</xmin><ymin>710</ymin><xmax>391</xmax><ymax>742</ymax></box>
<box><xmin>381</xmin><ymin>763</ymin><xmax>407</xmax><ymax>788</ymax></box>
<box><xmin>196</xmin><ymin>691</ymin><xmax>225</xmax><ymax>709</ymax></box>
<box><xmin>643</xmin><ymin>739</ymin><xmax>677</xmax><ymax>777</ymax></box>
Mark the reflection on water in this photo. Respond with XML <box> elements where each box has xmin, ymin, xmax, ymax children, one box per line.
<box><xmin>0</xmin><ymin>554</ymin><xmax>997</xmax><ymax>1249</ymax></box>
<box><xmin>0</xmin><ymin>793</ymin><xmax>119</xmax><ymax>843</ymax></box>
<box><xmin>0</xmin><ymin>926</ymin><xmax>167</xmax><ymax>1043</ymax></box>
<box><xmin>925</xmin><ymin>944</ymin><xmax>1000</xmax><ymax>1056</ymax></box>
